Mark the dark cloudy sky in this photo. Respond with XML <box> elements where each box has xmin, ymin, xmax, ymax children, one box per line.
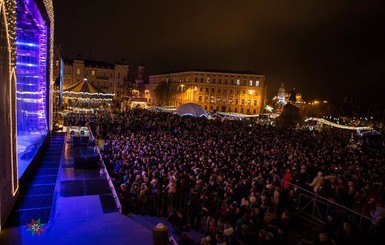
<box><xmin>53</xmin><ymin>0</ymin><xmax>385</xmax><ymax>102</ymax></box>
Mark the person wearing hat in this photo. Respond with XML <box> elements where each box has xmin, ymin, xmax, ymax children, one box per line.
<box><xmin>117</xmin><ymin>183</ymin><xmax>129</xmax><ymax>214</ymax></box>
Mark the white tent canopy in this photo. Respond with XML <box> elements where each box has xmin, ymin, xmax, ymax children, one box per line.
<box><xmin>176</xmin><ymin>103</ymin><xmax>208</xmax><ymax>117</ymax></box>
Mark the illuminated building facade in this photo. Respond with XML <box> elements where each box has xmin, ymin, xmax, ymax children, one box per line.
<box><xmin>149</xmin><ymin>70</ymin><xmax>266</xmax><ymax>114</ymax></box>
<box><xmin>62</xmin><ymin>59</ymin><xmax>129</xmax><ymax>101</ymax></box>
<box><xmin>0</xmin><ymin>0</ymin><xmax>54</xmax><ymax>229</ymax></box>
<box><xmin>277</xmin><ymin>82</ymin><xmax>287</xmax><ymax>106</ymax></box>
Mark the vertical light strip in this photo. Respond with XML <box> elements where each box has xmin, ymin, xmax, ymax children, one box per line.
<box><xmin>11</xmin><ymin>69</ymin><xmax>18</xmax><ymax>195</ymax></box>
<box><xmin>43</xmin><ymin>0</ymin><xmax>54</xmax><ymax>130</ymax></box>
<box><xmin>2</xmin><ymin>0</ymin><xmax>18</xmax><ymax>196</ymax></box>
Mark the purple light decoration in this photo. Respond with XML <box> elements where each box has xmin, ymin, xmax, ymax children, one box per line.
<box><xmin>16</xmin><ymin>0</ymin><xmax>49</xmax><ymax>178</ymax></box>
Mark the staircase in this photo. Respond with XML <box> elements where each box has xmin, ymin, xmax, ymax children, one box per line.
<box><xmin>5</xmin><ymin>132</ymin><xmax>65</xmax><ymax>227</ymax></box>
<box><xmin>127</xmin><ymin>214</ymin><xmax>204</xmax><ymax>244</ymax></box>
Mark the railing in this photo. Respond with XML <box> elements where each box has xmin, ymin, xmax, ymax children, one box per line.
<box><xmin>123</xmin><ymin>192</ymin><xmax>189</xmax><ymax>218</ymax></box>
<box><xmin>282</xmin><ymin>180</ymin><xmax>372</xmax><ymax>229</ymax></box>
<box><xmin>90</xmin><ymin>128</ymin><xmax>122</xmax><ymax>213</ymax></box>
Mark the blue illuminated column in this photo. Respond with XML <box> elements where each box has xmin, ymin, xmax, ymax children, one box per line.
<box><xmin>16</xmin><ymin>0</ymin><xmax>48</xmax><ymax>178</ymax></box>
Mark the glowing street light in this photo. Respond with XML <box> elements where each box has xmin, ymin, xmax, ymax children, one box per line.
<box><xmin>180</xmin><ymin>84</ymin><xmax>185</xmax><ymax>104</ymax></box>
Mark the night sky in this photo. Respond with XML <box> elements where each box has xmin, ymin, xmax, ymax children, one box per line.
<box><xmin>53</xmin><ymin>0</ymin><xmax>385</xmax><ymax>102</ymax></box>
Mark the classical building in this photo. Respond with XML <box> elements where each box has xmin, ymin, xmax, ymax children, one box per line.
<box><xmin>0</xmin><ymin>0</ymin><xmax>54</xmax><ymax>229</ymax></box>
<box><xmin>62</xmin><ymin>58</ymin><xmax>129</xmax><ymax>101</ymax></box>
<box><xmin>274</xmin><ymin>82</ymin><xmax>305</xmax><ymax>112</ymax></box>
<box><xmin>148</xmin><ymin>70</ymin><xmax>266</xmax><ymax>114</ymax></box>
<box><xmin>277</xmin><ymin>82</ymin><xmax>287</xmax><ymax>106</ymax></box>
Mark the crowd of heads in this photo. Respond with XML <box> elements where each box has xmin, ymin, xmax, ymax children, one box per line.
<box><xmin>91</xmin><ymin>109</ymin><xmax>385</xmax><ymax>245</ymax></box>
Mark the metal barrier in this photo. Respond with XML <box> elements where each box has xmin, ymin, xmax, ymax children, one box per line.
<box><xmin>282</xmin><ymin>180</ymin><xmax>372</xmax><ymax>229</ymax></box>
<box><xmin>125</xmin><ymin>192</ymin><xmax>190</xmax><ymax>218</ymax></box>
<box><xmin>90</xmin><ymin>128</ymin><xmax>122</xmax><ymax>213</ymax></box>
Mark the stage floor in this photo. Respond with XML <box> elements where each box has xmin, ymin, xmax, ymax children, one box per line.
<box><xmin>0</xmin><ymin>134</ymin><xmax>153</xmax><ymax>245</ymax></box>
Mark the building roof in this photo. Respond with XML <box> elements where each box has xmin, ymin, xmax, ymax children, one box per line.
<box><xmin>64</xmin><ymin>79</ymin><xmax>110</xmax><ymax>95</ymax></box>
<box><xmin>63</xmin><ymin>58</ymin><xmax>115</xmax><ymax>69</ymax></box>
<box><xmin>150</xmin><ymin>69</ymin><xmax>263</xmax><ymax>76</ymax></box>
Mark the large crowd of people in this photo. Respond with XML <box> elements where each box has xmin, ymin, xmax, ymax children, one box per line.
<box><xmin>90</xmin><ymin>109</ymin><xmax>385</xmax><ymax>245</ymax></box>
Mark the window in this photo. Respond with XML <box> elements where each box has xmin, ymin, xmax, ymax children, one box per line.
<box><xmin>224</xmin><ymin>79</ymin><xmax>227</xmax><ymax>84</ymax></box>
<box><xmin>91</xmin><ymin>70</ymin><xmax>95</xmax><ymax>76</ymax></box>
<box><xmin>242</xmin><ymin>99</ymin><xmax>245</xmax><ymax>105</ymax></box>
<box><xmin>242</xmin><ymin>90</ymin><xmax>245</xmax><ymax>94</ymax></box>
<box><xmin>235</xmin><ymin>108</ymin><xmax>238</xmax><ymax>113</ymax></box>
<box><xmin>199</xmin><ymin>96</ymin><xmax>202</xmax><ymax>101</ymax></box>
<box><xmin>201</xmin><ymin>78</ymin><xmax>204</xmax><ymax>83</ymax></box>
<box><xmin>218</xmin><ymin>79</ymin><xmax>222</xmax><ymax>84</ymax></box>
<box><xmin>200</xmin><ymin>87</ymin><xmax>203</xmax><ymax>92</ymax></box>
<box><xmin>195</xmin><ymin>78</ymin><xmax>198</xmax><ymax>83</ymax></box>
<box><xmin>218</xmin><ymin>88</ymin><xmax>221</xmax><ymax>94</ymax></box>
<box><xmin>236</xmin><ymin>79</ymin><xmax>240</xmax><ymax>85</ymax></box>
<box><xmin>76</xmin><ymin>68</ymin><xmax>81</xmax><ymax>75</ymax></box>
<box><xmin>211</xmin><ymin>88</ymin><xmax>215</xmax><ymax>93</ymax></box>
<box><xmin>236</xmin><ymin>89</ymin><xmax>239</xmax><ymax>95</ymax></box>
<box><xmin>249</xmin><ymin>80</ymin><xmax>253</xmax><ymax>86</ymax></box>
<box><xmin>205</xmin><ymin>88</ymin><xmax>209</xmax><ymax>93</ymax></box>
<box><xmin>230</xmin><ymin>89</ymin><xmax>233</xmax><ymax>94</ymax></box>
<box><xmin>235</xmin><ymin>99</ymin><xmax>239</xmax><ymax>105</ymax></box>
<box><xmin>212</xmin><ymin>78</ymin><xmax>215</xmax><ymax>84</ymax></box>
<box><xmin>240</xmin><ymin>108</ymin><xmax>244</xmax><ymax>113</ymax></box>
<box><xmin>255</xmin><ymin>80</ymin><xmax>260</xmax><ymax>86</ymax></box>
<box><xmin>205</xmin><ymin>97</ymin><xmax>208</xmax><ymax>102</ymax></box>
<box><xmin>118</xmin><ymin>73</ymin><xmax>121</xmax><ymax>79</ymax></box>
<box><xmin>254</xmin><ymin>100</ymin><xmax>257</xmax><ymax>106</ymax></box>
<box><xmin>248</xmin><ymin>100</ymin><xmax>251</xmax><ymax>105</ymax></box>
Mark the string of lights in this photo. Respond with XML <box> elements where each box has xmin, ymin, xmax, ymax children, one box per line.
<box><xmin>305</xmin><ymin>118</ymin><xmax>373</xmax><ymax>131</ymax></box>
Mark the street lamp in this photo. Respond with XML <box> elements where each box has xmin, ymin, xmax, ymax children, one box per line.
<box><xmin>180</xmin><ymin>84</ymin><xmax>185</xmax><ymax>105</ymax></box>
<box><xmin>248</xmin><ymin>90</ymin><xmax>254</xmax><ymax>114</ymax></box>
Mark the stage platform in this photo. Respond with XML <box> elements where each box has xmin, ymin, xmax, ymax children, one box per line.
<box><xmin>0</xmin><ymin>132</ymin><xmax>153</xmax><ymax>245</ymax></box>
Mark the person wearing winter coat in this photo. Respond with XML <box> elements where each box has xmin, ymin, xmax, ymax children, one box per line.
<box><xmin>309</xmin><ymin>171</ymin><xmax>324</xmax><ymax>193</ymax></box>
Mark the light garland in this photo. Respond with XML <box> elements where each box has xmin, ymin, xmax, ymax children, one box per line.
<box><xmin>305</xmin><ymin>118</ymin><xmax>373</xmax><ymax>131</ymax></box>
<box><xmin>63</xmin><ymin>96</ymin><xmax>113</xmax><ymax>102</ymax></box>
<box><xmin>3</xmin><ymin>0</ymin><xmax>18</xmax><ymax>197</ymax></box>
<box><xmin>216</xmin><ymin>112</ymin><xmax>259</xmax><ymax>118</ymax></box>
<box><xmin>62</xmin><ymin>91</ymin><xmax>115</xmax><ymax>96</ymax></box>
<box><xmin>150</xmin><ymin>106</ymin><xmax>177</xmax><ymax>111</ymax></box>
